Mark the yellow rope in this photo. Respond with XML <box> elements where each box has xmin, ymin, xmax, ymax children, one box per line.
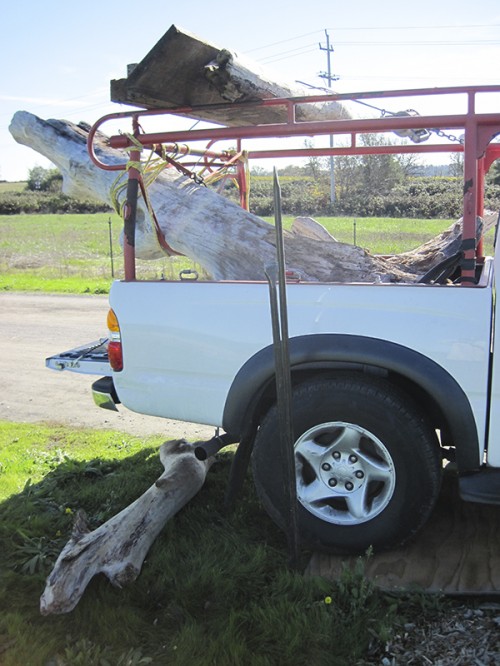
<box><xmin>202</xmin><ymin>150</ymin><xmax>250</xmax><ymax>209</ymax></box>
<box><xmin>109</xmin><ymin>134</ymin><xmax>145</xmax><ymax>216</ymax></box>
<box><xmin>109</xmin><ymin>137</ymin><xmax>252</xmax><ymax>253</ymax></box>
<box><xmin>109</xmin><ymin>135</ymin><xmax>174</xmax><ymax>255</ymax></box>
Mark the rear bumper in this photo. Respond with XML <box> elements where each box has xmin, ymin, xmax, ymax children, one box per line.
<box><xmin>92</xmin><ymin>376</ymin><xmax>121</xmax><ymax>412</ymax></box>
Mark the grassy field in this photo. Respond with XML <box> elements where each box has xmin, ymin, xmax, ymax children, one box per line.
<box><xmin>0</xmin><ymin>212</ymin><xmax>472</xmax><ymax>294</ymax></box>
<box><xmin>0</xmin><ymin>420</ymin><xmax>449</xmax><ymax>665</ymax></box>
<box><xmin>0</xmin><ymin>213</ymin><xmax>209</xmax><ymax>293</ymax></box>
<box><xmin>0</xmin><ymin>181</ymin><xmax>26</xmax><ymax>193</ymax></box>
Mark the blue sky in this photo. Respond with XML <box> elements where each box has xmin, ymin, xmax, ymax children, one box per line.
<box><xmin>1</xmin><ymin>0</ymin><xmax>499</xmax><ymax>180</ymax></box>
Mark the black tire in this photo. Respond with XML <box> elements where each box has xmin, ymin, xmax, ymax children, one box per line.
<box><xmin>251</xmin><ymin>373</ymin><xmax>442</xmax><ymax>554</ymax></box>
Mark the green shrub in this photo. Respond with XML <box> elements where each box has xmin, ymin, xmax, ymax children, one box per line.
<box><xmin>0</xmin><ymin>191</ymin><xmax>111</xmax><ymax>215</ymax></box>
<box><xmin>2</xmin><ymin>173</ymin><xmax>498</xmax><ymax>219</ymax></box>
<box><xmin>248</xmin><ymin>175</ymin><xmax>500</xmax><ymax>219</ymax></box>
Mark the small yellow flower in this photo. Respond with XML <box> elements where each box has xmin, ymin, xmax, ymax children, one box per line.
<box><xmin>56</xmin><ymin>530</ymin><xmax>61</xmax><ymax>537</ymax></box>
<box><xmin>64</xmin><ymin>507</ymin><xmax>73</xmax><ymax>515</ymax></box>
<box><xmin>324</xmin><ymin>596</ymin><xmax>332</xmax><ymax>605</ymax></box>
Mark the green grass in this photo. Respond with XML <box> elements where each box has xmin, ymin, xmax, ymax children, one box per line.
<box><xmin>0</xmin><ymin>181</ymin><xmax>26</xmax><ymax>193</ymax></box>
<box><xmin>0</xmin><ymin>421</ymin><xmax>449</xmax><ymax>665</ymax></box>
<box><xmin>0</xmin><ymin>213</ymin><xmax>207</xmax><ymax>293</ymax></box>
<box><xmin>1</xmin><ymin>213</ymin><xmax>494</xmax><ymax>293</ymax></box>
<box><xmin>279</xmin><ymin>215</ymin><xmax>459</xmax><ymax>255</ymax></box>
<box><xmin>0</xmin><ymin>274</ymin><xmax>114</xmax><ymax>294</ymax></box>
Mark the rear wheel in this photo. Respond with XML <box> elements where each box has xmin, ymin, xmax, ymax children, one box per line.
<box><xmin>251</xmin><ymin>374</ymin><xmax>442</xmax><ymax>553</ymax></box>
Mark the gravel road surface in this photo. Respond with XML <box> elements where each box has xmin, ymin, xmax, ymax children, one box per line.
<box><xmin>0</xmin><ymin>292</ymin><xmax>214</xmax><ymax>440</ymax></box>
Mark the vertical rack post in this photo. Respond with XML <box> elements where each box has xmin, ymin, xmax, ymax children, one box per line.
<box><xmin>123</xmin><ymin>115</ymin><xmax>141</xmax><ymax>281</ymax></box>
<box><xmin>264</xmin><ymin>169</ymin><xmax>300</xmax><ymax>568</ymax></box>
<box><xmin>461</xmin><ymin>91</ymin><xmax>478</xmax><ymax>285</ymax></box>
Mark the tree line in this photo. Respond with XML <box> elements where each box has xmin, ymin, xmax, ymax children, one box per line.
<box><xmin>244</xmin><ymin>143</ymin><xmax>500</xmax><ymax>218</ymax></box>
<box><xmin>1</xmin><ymin>153</ymin><xmax>500</xmax><ymax>219</ymax></box>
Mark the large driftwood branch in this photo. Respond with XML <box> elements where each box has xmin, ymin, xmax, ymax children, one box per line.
<box><xmin>10</xmin><ymin>111</ymin><xmax>490</xmax><ymax>284</ymax></box>
<box><xmin>40</xmin><ymin>440</ymin><xmax>211</xmax><ymax>615</ymax></box>
<box><xmin>384</xmin><ymin>217</ymin><xmax>493</xmax><ymax>275</ymax></box>
<box><xmin>8</xmin><ymin>110</ymin><xmax>390</xmax><ymax>282</ymax></box>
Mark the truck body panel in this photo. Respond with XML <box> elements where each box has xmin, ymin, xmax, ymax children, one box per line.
<box><xmin>108</xmin><ymin>266</ymin><xmax>495</xmax><ymax>463</ymax></box>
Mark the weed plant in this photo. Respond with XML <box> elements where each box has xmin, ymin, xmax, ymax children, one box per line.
<box><xmin>0</xmin><ymin>421</ymin><xmax>446</xmax><ymax>665</ymax></box>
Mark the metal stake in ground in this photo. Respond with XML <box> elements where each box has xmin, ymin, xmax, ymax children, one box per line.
<box><xmin>264</xmin><ymin>169</ymin><xmax>300</xmax><ymax>568</ymax></box>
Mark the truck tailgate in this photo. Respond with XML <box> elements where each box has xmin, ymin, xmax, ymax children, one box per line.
<box><xmin>46</xmin><ymin>338</ymin><xmax>110</xmax><ymax>375</ymax></box>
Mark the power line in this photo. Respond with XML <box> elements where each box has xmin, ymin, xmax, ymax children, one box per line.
<box><xmin>327</xmin><ymin>23</ymin><xmax>500</xmax><ymax>31</ymax></box>
<box><xmin>260</xmin><ymin>46</ymin><xmax>318</xmax><ymax>65</ymax></box>
<box><xmin>260</xmin><ymin>38</ymin><xmax>500</xmax><ymax>60</ymax></box>
<box><xmin>318</xmin><ymin>31</ymin><xmax>339</xmax><ymax>84</ymax></box>
<box><xmin>259</xmin><ymin>42</ymin><xmax>318</xmax><ymax>61</ymax></box>
<box><xmin>331</xmin><ymin>39</ymin><xmax>500</xmax><ymax>46</ymax></box>
<box><xmin>257</xmin><ymin>36</ymin><xmax>500</xmax><ymax>66</ymax></box>
<box><xmin>246</xmin><ymin>30</ymin><xmax>322</xmax><ymax>53</ymax></box>
<box><xmin>255</xmin><ymin>34</ymin><xmax>499</xmax><ymax>68</ymax></box>
<box><xmin>247</xmin><ymin>23</ymin><xmax>499</xmax><ymax>54</ymax></box>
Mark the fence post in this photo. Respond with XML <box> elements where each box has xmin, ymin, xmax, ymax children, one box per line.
<box><xmin>108</xmin><ymin>216</ymin><xmax>115</xmax><ymax>278</ymax></box>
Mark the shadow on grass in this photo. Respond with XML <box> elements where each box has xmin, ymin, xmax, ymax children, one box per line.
<box><xmin>0</xmin><ymin>446</ymin><xmax>397</xmax><ymax>666</ymax></box>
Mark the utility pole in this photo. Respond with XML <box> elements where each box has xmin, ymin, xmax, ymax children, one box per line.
<box><xmin>319</xmin><ymin>29</ymin><xmax>339</xmax><ymax>203</ymax></box>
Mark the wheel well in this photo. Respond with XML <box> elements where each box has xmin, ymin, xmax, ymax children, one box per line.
<box><xmin>222</xmin><ymin>334</ymin><xmax>480</xmax><ymax>471</ymax></box>
<box><xmin>254</xmin><ymin>365</ymin><xmax>447</xmax><ymax>438</ymax></box>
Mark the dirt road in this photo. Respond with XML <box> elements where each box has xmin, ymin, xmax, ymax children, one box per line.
<box><xmin>0</xmin><ymin>292</ymin><xmax>214</xmax><ymax>440</ymax></box>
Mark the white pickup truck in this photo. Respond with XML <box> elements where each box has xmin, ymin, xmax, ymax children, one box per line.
<box><xmin>47</xmin><ymin>85</ymin><xmax>500</xmax><ymax>554</ymax></box>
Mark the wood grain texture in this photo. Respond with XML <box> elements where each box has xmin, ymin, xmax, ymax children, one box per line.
<box><xmin>40</xmin><ymin>440</ymin><xmax>212</xmax><ymax>615</ymax></box>
<box><xmin>306</xmin><ymin>474</ymin><xmax>500</xmax><ymax>595</ymax></box>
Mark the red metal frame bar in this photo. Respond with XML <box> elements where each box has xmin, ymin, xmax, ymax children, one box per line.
<box><xmin>121</xmin><ymin>115</ymin><xmax>141</xmax><ymax>281</ymax></box>
<box><xmin>104</xmin><ymin>113</ymin><xmax>500</xmax><ymax>149</ymax></box>
<box><xmin>87</xmin><ymin>85</ymin><xmax>500</xmax><ymax>284</ymax></box>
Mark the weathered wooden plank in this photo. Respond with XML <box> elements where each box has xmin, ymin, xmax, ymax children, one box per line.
<box><xmin>110</xmin><ymin>25</ymin><xmax>348</xmax><ymax>126</ymax></box>
<box><xmin>306</xmin><ymin>474</ymin><xmax>500</xmax><ymax>595</ymax></box>
<box><xmin>110</xmin><ymin>25</ymin><xmax>223</xmax><ymax>110</ymax></box>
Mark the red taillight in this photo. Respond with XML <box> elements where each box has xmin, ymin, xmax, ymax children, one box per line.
<box><xmin>107</xmin><ymin>309</ymin><xmax>123</xmax><ymax>371</ymax></box>
<box><xmin>108</xmin><ymin>340</ymin><xmax>123</xmax><ymax>372</ymax></box>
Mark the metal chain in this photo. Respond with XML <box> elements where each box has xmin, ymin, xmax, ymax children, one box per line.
<box><xmin>296</xmin><ymin>81</ymin><xmax>465</xmax><ymax>145</ymax></box>
<box><xmin>380</xmin><ymin>109</ymin><xmax>464</xmax><ymax>145</ymax></box>
<box><xmin>163</xmin><ymin>153</ymin><xmax>207</xmax><ymax>186</ymax></box>
<box><xmin>429</xmin><ymin>128</ymin><xmax>465</xmax><ymax>144</ymax></box>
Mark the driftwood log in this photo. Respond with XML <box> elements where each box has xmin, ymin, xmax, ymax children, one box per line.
<box><xmin>10</xmin><ymin>111</ymin><xmax>493</xmax><ymax>283</ymax></box>
<box><xmin>40</xmin><ymin>439</ymin><xmax>212</xmax><ymax>615</ymax></box>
